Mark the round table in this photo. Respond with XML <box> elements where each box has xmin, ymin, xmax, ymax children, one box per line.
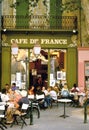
<box><xmin>57</xmin><ymin>99</ymin><xmax>72</xmax><ymax>118</ymax></box>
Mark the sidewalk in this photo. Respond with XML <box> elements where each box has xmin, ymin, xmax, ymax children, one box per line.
<box><xmin>5</xmin><ymin>104</ymin><xmax>89</xmax><ymax>130</ymax></box>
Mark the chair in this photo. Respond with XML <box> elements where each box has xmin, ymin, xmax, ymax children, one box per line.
<box><xmin>28</xmin><ymin>95</ymin><xmax>40</xmax><ymax>118</ymax></box>
<box><xmin>36</xmin><ymin>94</ymin><xmax>45</xmax><ymax>100</ymax></box>
<box><xmin>72</xmin><ymin>92</ymin><xmax>79</xmax><ymax>107</ymax></box>
<box><xmin>10</xmin><ymin>103</ymin><xmax>29</xmax><ymax>129</ymax></box>
<box><xmin>50</xmin><ymin>96</ymin><xmax>59</xmax><ymax>108</ymax></box>
<box><xmin>0</xmin><ymin>104</ymin><xmax>7</xmax><ymax>130</ymax></box>
<box><xmin>35</xmin><ymin>94</ymin><xmax>46</xmax><ymax>109</ymax></box>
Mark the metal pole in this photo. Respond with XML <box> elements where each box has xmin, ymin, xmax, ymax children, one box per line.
<box><xmin>84</xmin><ymin>105</ymin><xmax>87</xmax><ymax>123</ymax></box>
<box><xmin>25</xmin><ymin>57</ymin><xmax>28</xmax><ymax>90</ymax></box>
<box><xmin>30</xmin><ymin>100</ymin><xmax>33</xmax><ymax>125</ymax></box>
<box><xmin>24</xmin><ymin>57</ymin><xmax>33</xmax><ymax>125</ymax></box>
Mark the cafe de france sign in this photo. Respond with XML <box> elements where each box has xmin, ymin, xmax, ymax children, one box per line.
<box><xmin>10</xmin><ymin>38</ymin><xmax>67</xmax><ymax>45</ymax></box>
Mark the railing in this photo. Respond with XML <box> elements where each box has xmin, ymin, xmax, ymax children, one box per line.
<box><xmin>2</xmin><ymin>15</ymin><xmax>77</xmax><ymax>31</ymax></box>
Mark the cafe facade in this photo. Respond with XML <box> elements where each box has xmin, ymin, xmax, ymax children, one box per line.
<box><xmin>1</xmin><ymin>0</ymin><xmax>79</xmax><ymax>90</ymax></box>
<box><xmin>1</xmin><ymin>31</ymin><xmax>77</xmax><ymax>89</ymax></box>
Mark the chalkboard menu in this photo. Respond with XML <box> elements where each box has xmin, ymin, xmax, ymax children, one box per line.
<box><xmin>85</xmin><ymin>62</ymin><xmax>89</xmax><ymax>89</ymax></box>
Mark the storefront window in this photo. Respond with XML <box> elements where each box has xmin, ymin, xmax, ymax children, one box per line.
<box><xmin>49</xmin><ymin>49</ymin><xmax>66</xmax><ymax>88</ymax></box>
<box><xmin>11</xmin><ymin>48</ymin><xmax>67</xmax><ymax>89</ymax></box>
<box><xmin>11</xmin><ymin>49</ymin><xmax>28</xmax><ymax>89</ymax></box>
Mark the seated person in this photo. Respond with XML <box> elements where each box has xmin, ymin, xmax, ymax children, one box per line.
<box><xmin>6</xmin><ymin>90</ymin><xmax>29</xmax><ymax>124</ymax></box>
<box><xmin>79</xmin><ymin>89</ymin><xmax>89</xmax><ymax>107</ymax></box>
<box><xmin>61</xmin><ymin>83</ymin><xmax>70</xmax><ymax>98</ymax></box>
<box><xmin>1</xmin><ymin>88</ymin><xmax>10</xmax><ymax>102</ymax></box>
<box><xmin>70</xmin><ymin>84</ymin><xmax>80</xmax><ymax>106</ymax></box>
<box><xmin>11</xmin><ymin>83</ymin><xmax>17</xmax><ymax>91</ymax></box>
<box><xmin>15</xmin><ymin>90</ymin><xmax>29</xmax><ymax>110</ymax></box>
<box><xmin>36</xmin><ymin>86</ymin><xmax>48</xmax><ymax>109</ymax></box>
<box><xmin>48</xmin><ymin>87</ymin><xmax>57</xmax><ymax>101</ymax></box>
<box><xmin>42</xmin><ymin>86</ymin><xmax>52</xmax><ymax>107</ymax></box>
<box><xmin>28</xmin><ymin>85</ymin><xmax>35</xmax><ymax>95</ymax></box>
<box><xmin>71</xmin><ymin>83</ymin><xmax>80</xmax><ymax>93</ymax></box>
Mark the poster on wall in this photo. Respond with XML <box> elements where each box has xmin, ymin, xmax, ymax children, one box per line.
<box><xmin>50</xmin><ymin>74</ymin><xmax>54</xmax><ymax>80</ymax></box>
<box><xmin>50</xmin><ymin>80</ymin><xmax>55</xmax><ymax>87</ymax></box>
<box><xmin>57</xmin><ymin>71</ymin><xmax>63</xmax><ymax>80</ymax></box>
<box><xmin>62</xmin><ymin>72</ymin><xmax>66</xmax><ymax>80</ymax></box>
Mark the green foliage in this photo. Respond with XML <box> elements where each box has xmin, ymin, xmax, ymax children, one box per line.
<box><xmin>60</xmin><ymin>0</ymin><xmax>82</xmax><ymax>12</ymax></box>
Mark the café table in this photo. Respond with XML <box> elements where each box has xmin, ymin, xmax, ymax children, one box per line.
<box><xmin>57</xmin><ymin>98</ymin><xmax>72</xmax><ymax>118</ymax></box>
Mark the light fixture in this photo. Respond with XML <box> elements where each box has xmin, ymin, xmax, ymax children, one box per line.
<box><xmin>3</xmin><ymin>29</ymin><xmax>6</xmax><ymax>32</ymax></box>
<box><xmin>33</xmin><ymin>42</ymin><xmax>41</xmax><ymax>56</ymax></box>
<box><xmin>11</xmin><ymin>41</ymin><xmax>18</xmax><ymax>60</ymax></box>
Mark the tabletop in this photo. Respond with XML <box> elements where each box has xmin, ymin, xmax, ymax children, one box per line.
<box><xmin>57</xmin><ymin>99</ymin><xmax>72</xmax><ymax>103</ymax></box>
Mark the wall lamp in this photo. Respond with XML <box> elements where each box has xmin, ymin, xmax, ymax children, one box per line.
<box><xmin>33</xmin><ymin>42</ymin><xmax>41</xmax><ymax>56</ymax></box>
<box><xmin>11</xmin><ymin>41</ymin><xmax>19</xmax><ymax>60</ymax></box>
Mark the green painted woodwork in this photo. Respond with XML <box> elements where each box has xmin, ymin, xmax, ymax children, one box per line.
<box><xmin>48</xmin><ymin>49</ymin><xmax>50</xmax><ymax>86</ymax></box>
<box><xmin>16</xmin><ymin>0</ymin><xmax>29</xmax><ymax>28</ymax></box>
<box><xmin>67</xmin><ymin>48</ymin><xmax>77</xmax><ymax>89</ymax></box>
<box><xmin>0</xmin><ymin>53</ymin><xmax>1</xmax><ymax>90</ymax></box>
<box><xmin>50</xmin><ymin>0</ymin><xmax>62</xmax><ymax>28</ymax></box>
<box><xmin>56</xmin><ymin>0</ymin><xmax>62</xmax><ymax>28</ymax></box>
<box><xmin>1</xmin><ymin>47</ymin><xmax>11</xmax><ymax>88</ymax></box>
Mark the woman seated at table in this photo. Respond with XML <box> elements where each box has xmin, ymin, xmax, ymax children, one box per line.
<box><xmin>61</xmin><ymin>83</ymin><xmax>70</xmax><ymax>98</ymax></box>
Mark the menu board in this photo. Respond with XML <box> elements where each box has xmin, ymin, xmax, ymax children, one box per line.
<box><xmin>85</xmin><ymin>62</ymin><xmax>89</xmax><ymax>89</ymax></box>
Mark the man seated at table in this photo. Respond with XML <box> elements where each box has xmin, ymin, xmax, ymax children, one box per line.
<box><xmin>70</xmin><ymin>83</ymin><xmax>80</xmax><ymax>107</ymax></box>
<box><xmin>6</xmin><ymin>90</ymin><xmax>29</xmax><ymax>124</ymax></box>
<box><xmin>71</xmin><ymin>83</ymin><xmax>80</xmax><ymax>93</ymax></box>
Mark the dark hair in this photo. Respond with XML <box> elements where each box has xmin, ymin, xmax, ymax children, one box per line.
<box><xmin>73</xmin><ymin>83</ymin><xmax>77</xmax><ymax>88</ymax></box>
<box><xmin>12</xmin><ymin>83</ymin><xmax>16</xmax><ymax>86</ymax></box>
<box><xmin>1</xmin><ymin>88</ymin><xmax>6</xmax><ymax>94</ymax></box>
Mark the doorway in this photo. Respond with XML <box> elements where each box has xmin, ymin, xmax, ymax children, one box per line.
<box><xmin>29</xmin><ymin>49</ymin><xmax>67</xmax><ymax>89</ymax></box>
<box><xmin>29</xmin><ymin>49</ymin><xmax>48</xmax><ymax>89</ymax></box>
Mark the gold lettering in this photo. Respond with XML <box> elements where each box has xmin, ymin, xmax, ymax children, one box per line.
<box><xmin>30</xmin><ymin>39</ymin><xmax>39</xmax><ymax>44</ymax></box>
<box><xmin>10</xmin><ymin>39</ymin><xmax>67</xmax><ymax>45</ymax></box>
<box><xmin>11</xmin><ymin>39</ymin><xmax>28</xmax><ymax>44</ymax></box>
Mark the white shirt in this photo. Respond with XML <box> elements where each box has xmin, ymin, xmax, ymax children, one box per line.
<box><xmin>1</xmin><ymin>94</ymin><xmax>9</xmax><ymax>102</ymax></box>
<box><xmin>49</xmin><ymin>90</ymin><xmax>57</xmax><ymax>100</ymax></box>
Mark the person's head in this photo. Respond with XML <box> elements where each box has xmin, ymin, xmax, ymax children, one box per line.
<box><xmin>11</xmin><ymin>82</ymin><xmax>16</xmax><ymax>91</ymax></box>
<box><xmin>1</xmin><ymin>88</ymin><xmax>6</xmax><ymax>94</ymax></box>
<box><xmin>42</xmin><ymin>86</ymin><xmax>46</xmax><ymax>91</ymax></box>
<box><xmin>63</xmin><ymin>83</ymin><xmax>68</xmax><ymax>89</ymax></box>
<box><xmin>12</xmin><ymin>83</ymin><xmax>16</xmax><ymax>86</ymax></box>
<box><xmin>37</xmin><ymin>86</ymin><xmax>41</xmax><ymax>90</ymax></box>
<box><xmin>73</xmin><ymin>83</ymin><xmax>77</xmax><ymax>88</ymax></box>
<box><xmin>5</xmin><ymin>84</ymin><xmax>10</xmax><ymax>92</ymax></box>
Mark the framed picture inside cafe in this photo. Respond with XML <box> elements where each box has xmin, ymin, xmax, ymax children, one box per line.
<box><xmin>85</xmin><ymin>61</ymin><xmax>89</xmax><ymax>90</ymax></box>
